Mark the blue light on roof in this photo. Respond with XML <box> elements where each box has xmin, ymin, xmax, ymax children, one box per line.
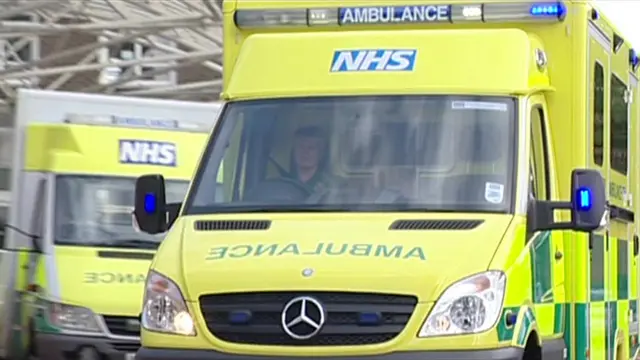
<box><xmin>144</xmin><ymin>193</ymin><xmax>157</xmax><ymax>214</ymax></box>
<box><xmin>530</xmin><ymin>3</ymin><xmax>564</xmax><ymax>17</ymax></box>
<box><xmin>577</xmin><ymin>187</ymin><xmax>592</xmax><ymax>211</ymax></box>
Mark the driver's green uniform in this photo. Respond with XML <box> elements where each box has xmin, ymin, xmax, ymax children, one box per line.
<box><xmin>292</xmin><ymin>170</ymin><xmax>335</xmax><ymax>193</ymax></box>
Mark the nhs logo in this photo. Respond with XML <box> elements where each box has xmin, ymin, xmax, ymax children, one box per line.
<box><xmin>330</xmin><ymin>49</ymin><xmax>417</xmax><ymax>72</ymax></box>
<box><xmin>119</xmin><ymin>140</ymin><xmax>177</xmax><ymax>167</ymax></box>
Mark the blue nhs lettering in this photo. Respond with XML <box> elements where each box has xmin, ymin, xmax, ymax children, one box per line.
<box><xmin>331</xmin><ymin>49</ymin><xmax>417</xmax><ymax>72</ymax></box>
<box><xmin>339</xmin><ymin>5</ymin><xmax>450</xmax><ymax>25</ymax></box>
<box><xmin>119</xmin><ymin>140</ymin><xmax>177</xmax><ymax>166</ymax></box>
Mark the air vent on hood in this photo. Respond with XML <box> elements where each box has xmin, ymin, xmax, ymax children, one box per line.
<box><xmin>97</xmin><ymin>251</ymin><xmax>154</xmax><ymax>260</ymax></box>
<box><xmin>194</xmin><ymin>220</ymin><xmax>271</xmax><ymax>231</ymax></box>
<box><xmin>389</xmin><ymin>219</ymin><xmax>483</xmax><ymax>230</ymax></box>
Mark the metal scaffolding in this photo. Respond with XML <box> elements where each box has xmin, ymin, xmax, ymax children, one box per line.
<box><xmin>0</xmin><ymin>0</ymin><xmax>223</xmax><ymax>109</ymax></box>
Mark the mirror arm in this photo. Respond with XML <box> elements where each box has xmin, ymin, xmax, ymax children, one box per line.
<box><xmin>528</xmin><ymin>200</ymin><xmax>573</xmax><ymax>232</ymax></box>
<box><xmin>165</xmin><ymin>202</ymin><xmax>182</xmax><ymax>230</ymax></box>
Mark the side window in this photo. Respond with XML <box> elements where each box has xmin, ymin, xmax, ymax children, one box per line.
<box><xmin>529</xmin><ymin>163</ymin><xmax>537</xmax><ymax>200</ymax></box>
<box><xmin>530</xmin><ymin>107</ymin><xmax>551</xmax><ymax>200</ymax></box>
<box><xmin>191</xmin><ymin>117</ymin><xmax>245</xmax><ymax>206</ymax></box>
<box><xmin>610</xmin><ymin>74</ymin><xmax>628</xmax><ymax>175</ymax></box>
<box><xmin>593</xmin><ymin>63</ymin><xmax>605</xmax><ymax>166</ymax></box>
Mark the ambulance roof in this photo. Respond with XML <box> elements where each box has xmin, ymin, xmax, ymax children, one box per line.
<box><xmin>15</xmin><ymin>89</ymin><xmax>220</xmax><ymax>132</ymax></box>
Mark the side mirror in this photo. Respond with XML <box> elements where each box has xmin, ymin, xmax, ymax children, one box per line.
<box><xmin>528</xmin><ymin>168</ymin><xmax>606</xmax><ymax>233</ymax></box>
<box><xmin>134</xmin><ymin>174</ymin><xmax>167</xmax><ymax>235</ymax></box>
<box><xmin>570</xmin><ymin>169</ymin><xmax>607</xmax><ymax>230</ymax></box>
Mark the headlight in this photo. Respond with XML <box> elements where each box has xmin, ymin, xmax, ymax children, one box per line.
<box><xmin>419</xmin><ymin>271</ymin><xmax>506</xmax><ymax>337</ymax></box>
<box><xmin>142</xmin><ymin>270</ymin><xmax>195</xmax><ymax>336</ymax></box>
<box><xmin>47</xmin><ymin>301</ymin><xmax>102</xmax><ymax>333</ymax></box>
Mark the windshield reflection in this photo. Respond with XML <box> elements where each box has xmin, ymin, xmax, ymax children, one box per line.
<box><xmin>55</xmin><ymin>175</ymin><xmax>189</xmax><ymax>248</ymax></box>
<box><xmin>185</xmin><ymin>95</ymin><xmax>517</xmax><ymax>214</ymax></box>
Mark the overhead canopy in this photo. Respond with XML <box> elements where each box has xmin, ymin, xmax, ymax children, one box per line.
<box><xmin>0</xmin><ymin>0</ymin><xmax>224</xmax><ymax>107</ymax></box>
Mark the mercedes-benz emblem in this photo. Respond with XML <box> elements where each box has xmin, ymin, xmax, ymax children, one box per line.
<box><xmin>281</xmin><ymin>296</ymin><xmax>325</xmax><ymax>340</ymax></box>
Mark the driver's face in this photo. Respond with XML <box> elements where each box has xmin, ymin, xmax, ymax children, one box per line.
<box><xmin>293</xmin><ymin>135</ymin><xmax>323</xmax><ymax>170</ymax></box>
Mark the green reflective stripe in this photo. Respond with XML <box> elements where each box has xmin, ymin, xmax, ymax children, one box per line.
<box><xmin>591</xmin><ymin>234</ymin><xmax>606</xmax><ymax>301</ymax></box>
<box><xmin>34</xmin><ymin>297</ymin><xmax>61</xmax><ymax>334</ymax></box>
<box><xmin>605</xmin><ymin>301</ymin><xmax>618</xmax><ymax>360</ymax></box>
<box><xmin>498</xmin><ymin>306</ymin><xmax>518</xmax><ymax>342</ymax></box>
<box><xmin>575</xmin><ymin>303</ymin><xmax>589</xmax><ymax>360</ymax></box>
<box><xmin>516</xmin><ymin>308</ymin><xmax>536</xmax><ymax>346</ymax></box>
<box><xmin>531</xmin><ymin>231</ymin><xmax>554</xmax><ymax>303</ymax></box>
<box><xmin>564</xmin><ymin>303</ymin><xmax>573</xmax><ymax>360</ymax></box>
<box><xmin>499</xmin><ymin>304</ymin><xmax>566</xmax><ymax>344</ymax></box>
<box><xmin>617</xmin><ymin>240</ymin><xmax>629</xmax><ymax>300</ymax></box>
<box><xmin>554</xmin><ymin>303</ymin><xmax>565</xmax><ymax>334</ymax></box>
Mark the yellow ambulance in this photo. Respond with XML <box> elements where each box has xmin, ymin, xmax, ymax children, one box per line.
<box><xmin>0</xmin><ymin>89</ymin><xmax>219</xmax><ymax>360</ymax></box>
<box><xmin>133</xmin><ymin>1</ymin><xmax>639</xmax><ymax>360</ymax></box>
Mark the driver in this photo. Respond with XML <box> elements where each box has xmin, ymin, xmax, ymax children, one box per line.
<box><xmin>288</xmin><ymin>125</ymin><xmax>334</xmax><ymax>193</ymax></box>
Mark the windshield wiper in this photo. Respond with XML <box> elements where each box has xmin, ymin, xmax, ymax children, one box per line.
<box><xmin>108</xmin><ymin>239</ymin><xmax>160</xmax><ymax>249</ymax></box>
<box><xmin>54</xmin><ymin>239</ymin><xmax>159</xmax><ymax>249</ymax></box>
<box><xmin>210</xmin><ymin>205</ymin><xmax>357</xmax><ymax>213</ymax></box>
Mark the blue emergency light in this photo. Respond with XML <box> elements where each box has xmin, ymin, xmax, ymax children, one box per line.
<box><xmin>358</xmin><ymin>312</ymin><xmax>382</xmax><ymax>325</ymax></box>
<box><xmin>630</xmin><ymin>49</ymin><xmax>640</xmax><ymax>71</ymax></box>
<box><xmin>576</xmin><ymin>187</ymin><xmax>592</xmax><ymax>212</ymax></box>
<box><xmin>234</xmin><ymin>1</ymin><xmax>567</xmax><ymax>29</ymax></box>
<box><xmin>144</xmin><ymin>193</ymin><xmax>157</xmax><ymax>214</ymax></box>
<box><xmin>529</xmin><ymin>3</ymin><xmax>563</xmax><ymax>16</ymax></box>
<box><xmin>228</xmin><ymin>310</ymin><xmax>252</xmax><ymax>325</ymax></box>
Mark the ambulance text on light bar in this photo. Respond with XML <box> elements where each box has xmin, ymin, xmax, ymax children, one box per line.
<box><xmin>339</xmin><ymin>5</ymin><xmax>450</xmax><ymax>25</ymax></box>
<box><xmin>233</xmin><ymin>1</ymin><xmax>566</xmax><ymax>29</ymax></box>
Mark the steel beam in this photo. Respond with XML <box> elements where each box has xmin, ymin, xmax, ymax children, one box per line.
<box><xmin>0</xmin><ymin>0</ymin><xmax>224</xmax><ymax>103</ymax></box>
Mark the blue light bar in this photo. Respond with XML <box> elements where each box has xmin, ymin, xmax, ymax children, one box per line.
<box><xmin>529</xmin><ymin>3</ymin><xmax>564</xmax><ymax>17</ymax></box>
<box><xmin>233</xmin><ymin>1</ymin><xmax>567</xmax><ymax>29</ymax></box>
<box><xmin>144</xmin><ymin>193</ymin><xmax>157</xmax><ymax>214</ymax></box>
<box><xmin>576</xmin><ymin>188</ymin><xmax>592</xmax><ymax>211</ymax></box>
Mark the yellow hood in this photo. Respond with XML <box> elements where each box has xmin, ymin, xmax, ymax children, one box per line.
<box><xmin>180</xmin><ymin>213</ymin><xmax>512</xmax><ymax>302</ymax></box>
<box><xmin>55</xmin><ymin>246</ymin><xmax>153</xmax><ymax>315</ymax></box>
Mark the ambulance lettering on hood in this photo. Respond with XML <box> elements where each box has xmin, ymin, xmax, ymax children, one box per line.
<box><xmin>119</xmin><ymin>139</ymin><xmax>177</xmax><ymax>166</ymax></box>
<box><xmin>84</xmin><ymin>272</ymin><xmax>147</xmax><ymax>284</ymax></box>
<box><xmin>207</xmin><ymin>242</ymin><xmax>426</xmax><ymax>261</ymax></box>
<box><xmin>330</xmin><ymin>49</ymin><xmax>417</xmax><ymax>72</ymax></box>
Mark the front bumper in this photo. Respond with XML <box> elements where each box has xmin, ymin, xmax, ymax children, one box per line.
<box><xmin>35</xmin><ymin>333</ymin><xmax>139</xmax><ymax>360</ymax></box>
<box><xmin>135</xmin><ymin>347</ymin><xmax>524</xmax><ymax>360</ymax></box>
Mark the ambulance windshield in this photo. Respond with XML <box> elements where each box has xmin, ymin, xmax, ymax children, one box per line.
<box><xmin>54</xmin><ymin>175</ymin><xmax>189</xmax><ymax>248</ymax></box>
<box><xmin>185</xmin><ymin>95</ymin><xmax>516</xmax><ymax>214</ymax></box>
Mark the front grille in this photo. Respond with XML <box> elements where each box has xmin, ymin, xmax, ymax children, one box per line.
<box><xmin>199</xmin><ymin>291</ymin><xmax>417</xmax><ymax>346</ymax></box>
<box><xmin>103</xmin><ymin>315</ymin><xmax>140</xmax><ymax>337</ymax></box>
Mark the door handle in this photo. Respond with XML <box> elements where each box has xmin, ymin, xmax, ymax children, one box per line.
<box><xmin>555</xmin><ymin>251</ymin><xmax>563</xmax><ymax>261</ymax></box>
<box><xmin>634</xmin><ymin>235</ymin><xmax>639</xmax><ymax>256</ymax></box>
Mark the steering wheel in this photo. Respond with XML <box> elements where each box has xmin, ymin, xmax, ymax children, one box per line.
<box><xmin>243</xmin><ymin>178</ymin><xmax>312</xmax><ymax>203</ymax></box>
